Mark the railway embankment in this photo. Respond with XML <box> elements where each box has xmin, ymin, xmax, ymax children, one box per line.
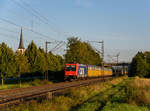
<box><xmin>0</xmin><ymin>77</ymin><xmax>112</xmax><ymax>108</ymax></box>
<box><xmin>7</xmin><ymin>76</ymin><xmax>130</xmax><ymax>111</ymax></box>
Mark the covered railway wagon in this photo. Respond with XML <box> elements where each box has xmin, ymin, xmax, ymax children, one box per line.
<box><xmin>112</xmin><ymin>66</ymin><xmax>128</xmax><ymax>76</ymax></box>
<box><xmin>87</xmin><ymin>65</ymin><xmax>112</xmax><ymax>77</ymax></box>
<box><xmin>65</xmin><ymin>63</ymin><xmax>112</xmax><ymax>80</ymax></box>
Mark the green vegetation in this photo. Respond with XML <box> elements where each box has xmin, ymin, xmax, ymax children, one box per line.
<box><xmin>0</xmin><ymin>41</ymin><xmax>65</xmax><ymax>85</ymax></box>
<box><xmin>29</xmin><ymin>79</ymin><xmax>52</xmax><ymax>86</ymax></box>
<box><xmin>65</xmin><ymin>37</ymin><xmax>102</xmax><ymax>65</ymax></box>
<box><xmin>130</xmin><ymin>51</ymin><xmax>150</xmax><ymax>77</ymax></box>
<box><xmin>15</xmin><ymin>53</ymin><xmax>30</xmax><ymax>77</ymax></box>
<box><xmin>102</xmin><ymin>103</ymin><xmax>149</xmax><ymax>111</ymax></box>
<box><xmin>8</xmin><ymin>76</ymin><xmax>150</xmax><ymax>111</ymax></box>
<box><xmin>0</xmin><ymin>37</ymin><xmax>102</xmax><ymax>85</ymax></box>
<box><xmin>9</xmin><ymin>76</ymin><xmax>126</xmax><ymax>111</ymax></box>
<box><xmin>0</xmin><ymin>79</ymin><xmax>52</xmax><ymax>90</ymax></box>
<box><xmin>75</xmin><ymin>77</ymin><xmax>150</xmax><ymax>111</ymax></box>
<box><xmin>0</xmin><ymin>43</ymin><xmax>16</xmax><ymax>85</ymax></box>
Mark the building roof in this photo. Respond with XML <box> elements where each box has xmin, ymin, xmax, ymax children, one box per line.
<box><xmin>18</xmin><ymin>28</ymin><xmax>25</xmax><ymax>49</ymax></box>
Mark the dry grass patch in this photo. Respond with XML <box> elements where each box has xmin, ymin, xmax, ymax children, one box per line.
<box><xmin>125</xmin><ymin>77</ymin><xmax>150</xmax><ymax>106</ymax></box>
<box><xmin>133</xmin><ymin>76</ymin><xmax>150</xmax><ymax>88</ymax></box>
<box><xmin>110</xmin><ymin>76</ymin><xmax>128</xmax><ymax>85</ymax></box>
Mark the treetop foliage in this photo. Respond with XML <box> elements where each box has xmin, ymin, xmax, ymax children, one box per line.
<box><xmin>65</xmin><ymin>37</ymin><xmax>102</xmax><ymax>66</ymax></box>
<box><xmin>0</xmin><ymin>37</ymin><xmax>103</xmax><ymax>80</ymax></box>
<box><xmin>130</xmin><ymin>51</ymin><xmax>150</xmax><ymax>77</ymax></box>
<box><xmin>0</xmin><ymin>42</ymin><xmax>16</xmax><ymax>78</ymax></box>
<box><xmin>0</xmin><ymin>41</ymin><xmax>64</xmax><ymax>80</ymax></box>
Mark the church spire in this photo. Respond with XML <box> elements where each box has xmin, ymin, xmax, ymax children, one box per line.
<box><xmin>17</xmin><ymin>28</ymin><xmax>25</xmax><ymax>54</ymax></box>
<box><xmin>18</xmin><ymin>28</ymin><xmax>24</xmax><ymax>49</ymax></box>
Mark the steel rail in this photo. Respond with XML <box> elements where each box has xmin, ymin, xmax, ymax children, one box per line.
<box><xmin>0</xmin><ymin>76</ymin><xmax>112</xmax><ymax>108</ymax></box>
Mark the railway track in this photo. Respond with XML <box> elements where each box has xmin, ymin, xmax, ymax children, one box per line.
<box><xmin>0</xmin><ymin>76</ymin><xmax>112</xmax><ymax>108</ymax></box>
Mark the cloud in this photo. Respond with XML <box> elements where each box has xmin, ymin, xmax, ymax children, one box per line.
<box><xmin>75</xmin><ymin>0</ymin><xmax>94</xmax><ymax>8</ymax></box>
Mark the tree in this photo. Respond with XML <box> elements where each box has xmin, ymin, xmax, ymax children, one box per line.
<box><xmin>0</xmin><ymin>43</ymin><xmax>16</xmax><ymax>85</ymax></box>
<box><xmin>144</xmin><ymin>51</ymin><xmax>150</xmax><ymax>76</ymax></box>
<box><xmin>35</xmin><ymin>48</ymin><xmax>47</xmax><ymax>73</ymax></box>
<box><xmin>25</xmin><ymin>41</ymin><xmax>47</xmax><ymax>74</ymax></box>
<box><xmin>47</xmin><ymin>52</ymin><xmax>63</xmax><ymax>71</ymax></box>
<box><xmin>15</xmin><ymin>53</ymin><xmax>30</xmax><ymax>77</ymax></box>
<box><xmin>65</xmin><ymin>37</ymin><xmax>102</xmax><ymax>65</ymax></box>
<box><xmin>56</xmin><ymin>55</ymin><xmax>65</xmax><ymax>70</ymax></box>
<box><xmin>130</xmin><ymin>52</ymin><xmax>149</xmax><ymax>77</ymax></box>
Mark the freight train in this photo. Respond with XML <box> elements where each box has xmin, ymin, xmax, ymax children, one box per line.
<box><xmin>65</xmin><ymin>63</ymin><xmax>112</xmax><ymax>80</ymax></box>
<box><xmin>112</xmin><ymin>66</ymin><xmax>128</xmax><ymax>76</ymax></box>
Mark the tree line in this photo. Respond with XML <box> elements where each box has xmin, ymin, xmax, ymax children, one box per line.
<box><xmin>0</xmin><ymin>41</ymin><xmax>65</xmax><ymax>85</ymax></box>
<box><xmin>0</xmin><ymin>37</ymin><xmax>102</xmax><ymax>85</ymax></box>
<box><xmin>130</xmin><ymin>51</ymin><xmax>150</xmax><ymax>77</ymax></box>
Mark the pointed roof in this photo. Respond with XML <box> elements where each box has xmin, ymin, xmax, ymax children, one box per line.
<box><xmin>18</xmin><ymin>28</ymin><xmax>25</xmax><ymax>49</ymax></box>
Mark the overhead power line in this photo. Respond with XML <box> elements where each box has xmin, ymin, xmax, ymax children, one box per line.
<box><xmin>10</xmin><ymin>0</ymin><xmax>48</xmax><ymax>24</ymax></box>
<box><xmin>0</xmin><ymin>18</ymin><xmax>20</xmax><ymax>27</ymax></box>
<box><xmin>11</xmin><ymin>0</ymin><xmax>71</xmax><ymax>38</ymax></box>
<box><xmin>20</xmin><ymin>0</ymin><xmax>49</xmax><ymax>22</ymax></box>
<box><xmin>0</xmin><ymin>32</ymin><xmax>17</xmax><ymax>39</ymax></box>
<box><xmin>0</xmin><ymin>17</ymin><xmax>67</xmax><ymax>54</ymax></box>
<box><xmin>87</xmin><ymin>40</ymin><xmax>105</xmax><ymax>79</ymax></box>
<box><xmin>51</xmin><ymin>41</ymin><xmax>66</xmax><ymax>52</ymax></box>
<box><xmin>0</xmin><ymin>27</ymin><xmax>19</xmax><ymax>34</ymax></box>
<box><xmin>0</xmin><ymin>17</ymin><xmax>57</xmax><ymax>41</ymax></box>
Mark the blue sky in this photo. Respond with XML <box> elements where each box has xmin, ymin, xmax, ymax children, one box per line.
<box><xmin>0</xmin><ymin>0</ymin><xmax>150</xmax><ymax>62</ymax></box>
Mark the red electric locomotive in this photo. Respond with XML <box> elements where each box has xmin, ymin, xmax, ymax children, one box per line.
<box><xmin>65</xmin><ymin>63</ymin><xmax>87</xmax><ymax>80</ymax></box>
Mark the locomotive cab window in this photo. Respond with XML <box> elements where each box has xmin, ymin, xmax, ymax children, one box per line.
<box><xmin>66</xmin><ymin>65</ymin><xmax>76</xmax><ymax>71</ymax></box>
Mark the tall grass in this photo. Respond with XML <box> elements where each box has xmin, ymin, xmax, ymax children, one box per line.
<box><xmin>101</xmin><ymin>77</ymin><xmax>150</xmax><ymax>111</ymax></box>
<box><xmin>125</xmin><ymin>77</ymin><xmax>150</xmax><ymax>105</ymax></box>
<box><xmin>70</xmin><ymin>76</ymin><xmax>150</xmax><ymax>111</ymax></box>
<box><xmin>9</xmin><ymin>76</ymin><xmax>127</xmax><ymax>111</ymax></box>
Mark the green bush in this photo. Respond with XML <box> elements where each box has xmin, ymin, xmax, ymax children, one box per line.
<box><xmin>102</xmin><ymin>103</ymin><xmax>150</xmax><ymax>111</ymax></box>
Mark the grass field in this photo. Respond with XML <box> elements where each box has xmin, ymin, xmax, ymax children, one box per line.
<box><xmin>0</xmin><ymin>79</ymin><xmax>52</xmax><ymax>90</ymax></box>
<box><xmin>6</xmin><ymin>76</ymin><xmax>150</xmax><ymax>111</ymax></box>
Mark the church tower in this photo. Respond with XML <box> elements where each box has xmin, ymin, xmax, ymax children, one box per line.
<box><xmin>17</xmin><ymin>28</ymin><xmax>25</xmax><ymax>54</ymax></box>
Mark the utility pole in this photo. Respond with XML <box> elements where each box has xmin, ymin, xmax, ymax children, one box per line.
<box><xmin>107</xmin><ymin>53</ymin><xmax>120</xmax><ymax>76</ymax></box>
<box><xmin>99</xmin><ymin>41</ymin><xmax>104</xmax><ymax>79</ymax></box>
<box><xmin>45</xmin><ymin>41</ymin><xmax>51</xmax><ymax>80</ymax></box>
<box><xmin>122</xmin><ymin>63</ymin><xmax>125</xmax><ymax>75</ymax></box>
<box><xmin>116</xmin><ymin>53</ymin><xmax>120</xmax><ymax>76</ymax></box>
<box><xmin>88</xmin><ymin>40</ymin><xmax>104</xmax><ymax>78</ymax></box>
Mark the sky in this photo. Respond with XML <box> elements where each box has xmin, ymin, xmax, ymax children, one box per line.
<box><xmin>0</xmin><ymin>0</ymin><xmax>150</xmax><ymax>62</ymax></box>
